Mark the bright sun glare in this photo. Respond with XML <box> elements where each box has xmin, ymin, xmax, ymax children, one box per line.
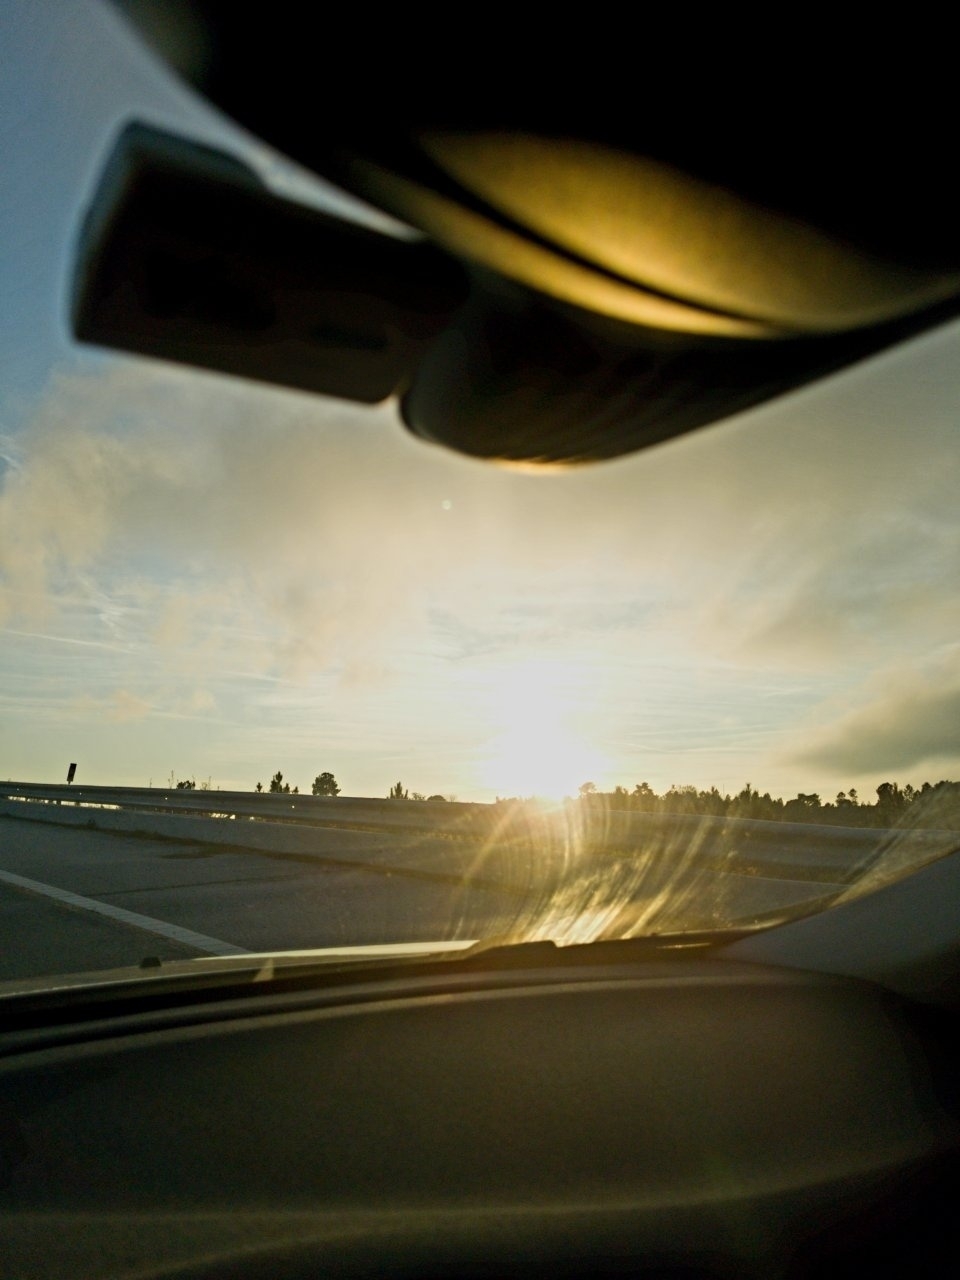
<box><xmin>476</xmin><ymin>660</ymin><xmax>610</xmax><ymax>800</ymax></box>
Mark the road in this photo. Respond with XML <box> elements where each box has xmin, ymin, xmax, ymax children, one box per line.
<box><xmin>0</xmin><ymin>809</ymin><xmax>853</xmax><ymax>982</ymax></box>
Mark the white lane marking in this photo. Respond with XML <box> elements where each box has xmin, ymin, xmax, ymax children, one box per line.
<box><xmin>0</xmin><ymin>869</ymin><xmax>249</xmax><ymax>956</ymax></box>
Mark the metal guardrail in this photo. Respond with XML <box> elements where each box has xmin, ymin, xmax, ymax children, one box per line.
<box><xmin>1</xmin><ymin>781</ymin><xmax>956</xmax><ymax>886</ymax></box>
<box><xmin>0</xmin><ymin>782</ymin><xmax>476</xmax><ymax>827</ymax></box>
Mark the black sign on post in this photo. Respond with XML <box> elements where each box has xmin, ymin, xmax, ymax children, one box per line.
<box><xmin>67</xmin><ymin>763</ymin><xmax>77</xmax><ymax>784</ymax></box>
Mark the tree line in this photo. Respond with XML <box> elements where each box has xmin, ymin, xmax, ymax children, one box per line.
<box><xmin>167</xmin><ymin>771</ymin><xmax>958</xmax><ymax>828</ymax></box>
<box><xmin>249</xmin><ymin>771</ymin><xmax>340</xmax><ymax>796</ymax></box>
<box><xmin>247</xmin><ymin>774</ymin><xmax>449</xmax><ymax>800</ymax></box>
<box><xmin>575</xmin><ymin>779</ymin><xmax>960</xmax><ymax>829</ymax></box>
<box><xmin>171</xmin><ymin>771</ymin><xmax>455</xmax><ymax>800</ymax></box>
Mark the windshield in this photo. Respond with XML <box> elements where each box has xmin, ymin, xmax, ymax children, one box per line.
<box><xmin>1</xmin><ymin>1</ymin><xmax>959</xmax><ymax>986</ymax></box>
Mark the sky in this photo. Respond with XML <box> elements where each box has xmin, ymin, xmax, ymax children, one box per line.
<box><xmin>1</xmin><ymin>1</ymin><xmax>959</xmax><ymax>803</ymax></box>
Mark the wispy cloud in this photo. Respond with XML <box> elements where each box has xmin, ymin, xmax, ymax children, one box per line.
<box><xmin>0</xmin><ymin>626</ymin><xmax>133</xmax><ymax>653</ymax></box>
<box><xmin>70</xmin><ymin>689</ymin><xmax>151</xmax><ymax>723</ymax></box>
<box><xmin>789</xmin><ymin>648</ymin><xmax>960</xmax><ymax>776</ymax></box>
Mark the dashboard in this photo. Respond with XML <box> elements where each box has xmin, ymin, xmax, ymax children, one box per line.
<box><xmin>2</xmin><ymin>947</ymin><xmax>959</xmax><ymax>1277</ymax></box>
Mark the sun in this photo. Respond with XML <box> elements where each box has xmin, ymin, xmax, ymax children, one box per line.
<box><xmin>480</xmin><ymin>725</ymin><xmax>608</xmax><ymax>800</ymax></box>
<box><xmin>474</xmin><ymin>659</ymin><xmax>610</xmax><ymax>800</ymax></box>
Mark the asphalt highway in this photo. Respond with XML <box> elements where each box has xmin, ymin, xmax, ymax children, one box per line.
<box><xmin>0</xmin><ymin>812</ymin><xmax>843</xmax><ymax>983</ymax></box>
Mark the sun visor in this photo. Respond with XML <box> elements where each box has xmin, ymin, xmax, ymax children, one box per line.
<box><xmin>73</xmin><ymin>115</ymin><xmax>960</xmax><ymax>464</ymax></box>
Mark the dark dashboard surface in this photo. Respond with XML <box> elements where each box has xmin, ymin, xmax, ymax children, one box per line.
<box><xmin>2</xmin><ymin>957</ymin><xmax>958</xmax><ymax>1276</ymax></box>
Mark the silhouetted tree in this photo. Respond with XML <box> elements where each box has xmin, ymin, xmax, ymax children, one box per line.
<box><xmin>632</xmin><ymin>781</ymin><xmax>656</xmax><ymax>812</ymax></box>
<box><xmin>876</xmin><ymin>782</ymin><xmax>905</xmax><ymax>819</ymax></box>
<box><xmin>312</xmin><ymin>772</ymin><xmax>341</xmax><ymax>796</ymax></box>
<box><xmin>388</xmin><ymin>781</ymin><xmax>408</xmax><ymax>799</ymax></box>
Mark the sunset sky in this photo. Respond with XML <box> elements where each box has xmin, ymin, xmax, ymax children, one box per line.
<box><xmin>2</xmin><ymin>1</ymin><xmax>959</xmax><ymax>803</ymax></box>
